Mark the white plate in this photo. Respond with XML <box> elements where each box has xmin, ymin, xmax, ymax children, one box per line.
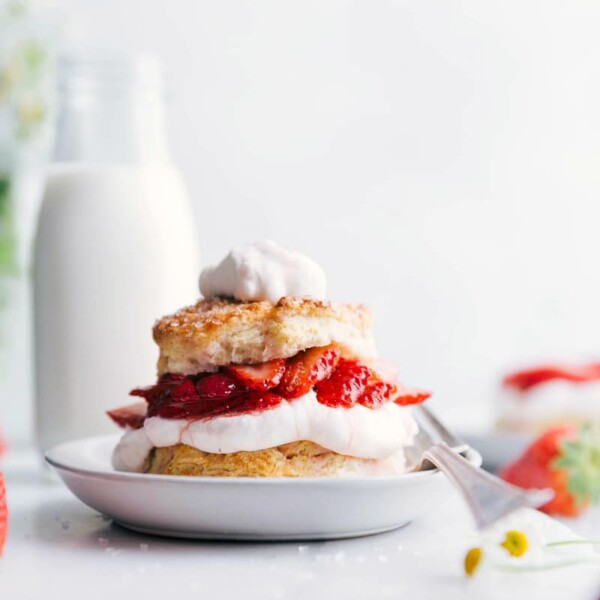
<box><xmin>46</xmin><ymin>435</ymin><xmax>481</xmax><ymax>541</ymax></box>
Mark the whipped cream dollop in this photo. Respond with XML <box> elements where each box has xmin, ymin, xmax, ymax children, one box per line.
<box><xmin>199</xmin><ymin>240</ymin><xmax>327</xmax><ymax>304</ymax></box>
<box><xmin>113</xmin><ymin>391</ymin><xmax>418</xmax><ymax>472</ymax></box>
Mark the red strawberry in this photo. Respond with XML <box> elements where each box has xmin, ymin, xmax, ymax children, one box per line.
<box><xmin>503</xmin><ymin>363</ymin><xmax>600</xmax><ymax>392</ymax></box>
<box><xmin>499</xmin><ymin>424</ymin><xmax>600</xmax><ymax>516</ymax></box>
<box><xmin>0</xmin><ymin>430</ymin><xmax>6</xmax><ymax>458</ymax></box>
<box><xmin>0</xmin><ymin>473</ymin><xmax>6</xmax><ymax>555</ymax></box>
<box><xmin>225</xmin><ymin>359</ymin><xmax>286</xmax><ymax>391</ymax></box>
<box><xmin>169</xmin><ymin>378</ymin><xmax>199</xmax><ymax>403</ymax></box>
<box><xmin>130</xmin><ymin>373</ymin><xmax>196</xmax><ymax>418</ymax></box>
<box><xmin>359</xmin><ymin>380</ymin><xmax>398</xmax><ymax>409</ymax></box>
<box><xmin>315</xmin><ymin>359</ymin><xmax>372</xmax><ymax>408</ymax></box>
<box><xmin>130</xmin><ymin>373</ymin><xmax>186</xmax><ymax>403</ymax></box>
<box><xmin>106</xmin><ymin>402</ymin><xmax>147</xmax><ymax>430</ymax></box>
<box><xmin>196</xmin><ymin>373</ymin><xmax>247</xmax><ymax>398</ymax></box>
<box><xmin>393</xmin><ymin>387</ymin><xmax>432</xmax><ymax>406</ymax></box>
<box><xmin>276</xmin><ymin>345</ymin><xmax>341</xmax><ymax>399</ymax></box>
<box><xmin>155</xmin><ymin>391</ymin><xmax>283</xmax><ymax>420</ymax></box>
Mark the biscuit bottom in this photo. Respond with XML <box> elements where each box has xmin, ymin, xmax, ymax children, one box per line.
<box><xmin>145</xmin><ymin>440</ymin><xmax>407</xmax><ymax>477</ymax></box>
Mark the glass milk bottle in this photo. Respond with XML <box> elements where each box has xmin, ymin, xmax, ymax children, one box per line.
<box><xmin>34</xmin><ymin>55</ymin><xmax>199</xmax><ymax>453</ymax></box>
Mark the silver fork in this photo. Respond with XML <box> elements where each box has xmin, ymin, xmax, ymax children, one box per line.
<box><xmin>409</xmin><ymin>405</ymin><xmax>554</xmax><ymax>529</ymax></box>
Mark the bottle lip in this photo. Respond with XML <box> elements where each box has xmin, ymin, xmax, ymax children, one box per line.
<box><xmin>58</xmin><ymin>53</ymin><xmax>164</xmax><ymax>92</ymax></box>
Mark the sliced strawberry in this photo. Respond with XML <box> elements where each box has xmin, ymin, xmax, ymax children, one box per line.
<box><xmin>225</xmin><ymin>359</ymin><xmax>286</xmax><ymax>391</ymax></box>
<box><xmin>503</xmin><ymin>363</ymin><xmax>600</xmax><ymax>392</ymax></box>
<box><xmin>359</xmin><ymin>380</ymin><xmax>398</xmax><ymax>409</ymax></box>
<box><xmin>153</xmin><ymin>391</ymin><xmax>284</xmax><ymax>420</ymax></box>
<box><xmin>276</xmin><ymin>345</ymin><xmax>341</xmax><ymax>399</ymax></box>
<box><xmin>130</xmin><ymin>373</ymin><xmax>186</xmax><ymax>403</ymax></box>
<box><xmin>106</xmin><ymin>402</ymin><xmax>147</xmax><ymax>429</ymax></box>
<box><xmin>131</xmin><ymin>374</ymin><xmax>199</xmax><ymax>415</ymax></box>
<box><xmin>0</xmin><ymin>473</ymin><xmax>6</xmax><ymax>555</ymax></box>
<box><xmin>196</xmin><ymin>373</ymin><xmax>247</xmax><ymax>399</ymax></box>
<box><xmin>127</xmin><ymin>370</ymin><xmax>282</xmax><ymax>421</ymax></box>
<box><xmin>315</xmin><ymin>359</ymin><xmax>372</xmax><ymax>408</ymax></box>
<box><xmin>393</xmin><ymin>387</ymin><xmax>432</xmax><ymax>406</ymax></box>
<box><xmin>169</xmin><ymin>378</ymin><xmax>199</xmax><ymax>403</ymax></box>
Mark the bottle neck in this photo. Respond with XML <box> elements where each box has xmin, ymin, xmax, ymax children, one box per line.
<box><xmin>54</xmin><ymin>56</ymin><xmax>170</xmax><ymax>165</ymax></box>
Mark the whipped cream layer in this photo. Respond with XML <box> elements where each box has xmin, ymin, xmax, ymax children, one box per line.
<box><xmin>113</xmin><ymin>391</ymin><xmax>418</xmax><ymax>472</ymax></box>
<box><xmin>199</xmin><ymin>240</ymin><xmax>327</xmax><ymax>304</ymax></box>
<box><xmin>497</xmin><ymin>380</ymin><xmax>600</xmax><ymax>433</ymax></box>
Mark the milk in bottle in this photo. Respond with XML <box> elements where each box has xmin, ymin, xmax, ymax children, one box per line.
<box><xmin>34</xmin><ymin>56</ymin><xmax>199</xmax><ymax>452</ymax></box>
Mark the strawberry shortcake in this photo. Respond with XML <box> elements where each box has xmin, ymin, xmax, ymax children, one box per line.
<box><xmin>497</xmin><ymin>362</ymin><xmax>600</xmax><ymax>435</ymax></box>
<box><xmin>108</xmin><ymin>241</ymin><xmax>430</xmax><ymax>477</ymax></box>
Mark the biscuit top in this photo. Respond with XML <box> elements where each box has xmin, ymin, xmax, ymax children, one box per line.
<box><xmin>153</xmin><ymin>296</ymin><xmax>377</xmax><ymax>375</ymax></box>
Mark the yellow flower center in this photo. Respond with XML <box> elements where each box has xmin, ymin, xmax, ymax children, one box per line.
<box><xmin>501</xmin><ymin>530</ymin><xmax>529</xmax><ymax>557</ymax></box>
<box><xmin>464</xmin><ymin>547</ymin><xmax>482</xmax><ymax>577</ymax></box>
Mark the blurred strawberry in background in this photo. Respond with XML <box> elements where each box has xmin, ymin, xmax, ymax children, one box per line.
<box><xmin>500</xmin><ymin>424</ymin><xmax>600</xmax><ymax>517</ymax></box>
<box><xmin>0</xmin><ymin>428</ymin><xmax>7</xmax><ymax>458</ymax></box>
<box><xmin>0</xmin><ymin>473</ymin><xmax>6</xmax><ymax>555</ymax></box>
<box><xmin>0</xmin><ymin>428</ymin><xmax>7</xmax><ymax>557</ymax></box>
<box><xmin>496</xmin><ymin>362</ymin><xmax>600</xmax><ymax>440</ymax></box>
<box><xmin>503</xmin><ymin>364</ymin><xmax>600</xmax><ymax>392</ymax></box>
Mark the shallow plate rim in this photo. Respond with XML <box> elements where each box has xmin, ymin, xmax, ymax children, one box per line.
<box><xmin>45</xmin><ymin>434</ymin><xmax>482</xmax><ymax>485</ymax></box>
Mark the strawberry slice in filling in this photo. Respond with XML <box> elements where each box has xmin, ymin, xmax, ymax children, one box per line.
<box><xmin>225</xmin><ymin>359</ymin><xmax>286</xmax><ymax>391</ymax></box>
<box><xmin>107</xmin><ymin>346</ymin><xmax>431</xmax><ymax>429</ymax></box>
<box><xmin>314</xmin><ymin>359</ymin><xmax>372</xmax><ymax>408</ymax></box>
<box><xmin>107</xmin><ymin>402</ymin><xmax>148</xmax><ymax>429</ymax></box>
<box><xmin>276</xmin><ymin>344</ymin><xmax>340</xmax><ymax>399</ymax></box>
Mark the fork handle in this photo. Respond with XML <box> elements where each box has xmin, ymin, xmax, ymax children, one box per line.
<box><xmin>424</xmin><ymin>443</ymin><xmax>554</xmax><ymax>529</ymax></box>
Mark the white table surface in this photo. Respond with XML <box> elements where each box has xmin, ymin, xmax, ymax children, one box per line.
<box><xmin>2</xmin><ymin>450</ymin><xmax>599</xmax><ymax>600</ymax></box>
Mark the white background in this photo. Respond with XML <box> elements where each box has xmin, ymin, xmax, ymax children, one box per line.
<box><xmin>22</xmin><ymin>1</ymin><xmax>600</xmax><ymax>430</ymax></box>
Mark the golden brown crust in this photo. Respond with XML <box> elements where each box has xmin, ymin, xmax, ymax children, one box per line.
<box><xmin>153</xmin><ymin>296</ymin><xmax>376</xmax><ymax>375</ymax></box>
<box><xmin>145</xmin><ymin>441</ymin><xmax>405</xmax><ymax>477</ymax></box>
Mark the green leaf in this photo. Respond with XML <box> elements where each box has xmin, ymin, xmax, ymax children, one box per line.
<box><xmin>553</xmin><ymin>423</ymin><xmax>600</xmax><ymax>506</ymax></box>
<box><xmin>0</xmin><ymin>175</ymin><xmax>18</xmax><ymax>275</ymax></box>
